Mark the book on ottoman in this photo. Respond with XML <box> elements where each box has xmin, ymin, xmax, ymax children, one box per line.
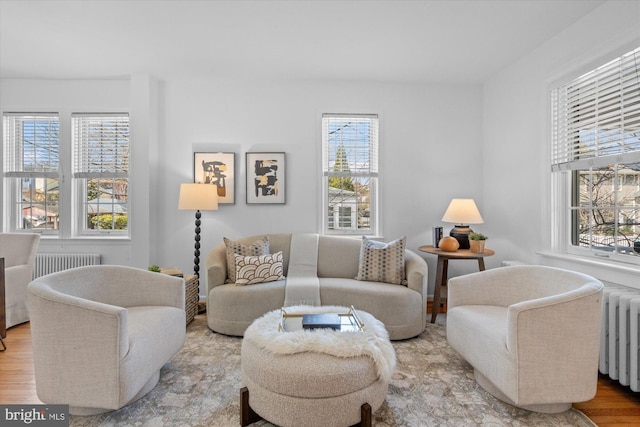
<box><xmin>302</xmin><ymin>313</ymin><xmax>341</xmax><ymax>330</ymax></box>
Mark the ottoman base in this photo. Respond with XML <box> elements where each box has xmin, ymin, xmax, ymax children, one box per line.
<box><xmin>240</xmin><ymin>386</ymin><xmax>373</xmax><ymax>427</ymax></box>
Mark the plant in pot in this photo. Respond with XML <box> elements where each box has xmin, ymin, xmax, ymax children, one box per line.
<box><xmin>468</xmin><ymin>232</ymin><xmax>487</xmax><ymax>253</ymax></box>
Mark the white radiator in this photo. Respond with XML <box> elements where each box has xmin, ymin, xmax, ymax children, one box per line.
<box><xmin>34</xmin><ymin>253</ymin><xmax>101</xmax><ymax>278</ymax></box>
<box><xmin>600</xmin><ymin>285</ymin><xmax>640</xmax><ymax>392</ymax></box>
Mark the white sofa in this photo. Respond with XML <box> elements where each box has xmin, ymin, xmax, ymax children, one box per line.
<box><xmin>446</xmin><ymin>265</ymin><xmax>604</xmax><ymax>413</ymax></box>
<box><xmin>206</xmin><ymin>233</ymin><xmax>428</xmax><ymax>340</ymax></box>
<box><xmin>27</xmin><ymin>265</ymin><xmax>186</xmax><ymax>415</ymax></box>
<box><xmin>0</xmin><ymin>233</ymin><xmax>40</xmax><ymax>328</ymax></box>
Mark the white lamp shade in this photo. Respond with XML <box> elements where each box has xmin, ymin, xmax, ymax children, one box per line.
<box><xmin>178</xmin><ymin>183</ymin><xmax>218</xmax><ymax>211</ymax></box>
<box><xmin>441</xmin><ymin>198</ymin><xmax>483</xmax><ymax>224</ymax></box>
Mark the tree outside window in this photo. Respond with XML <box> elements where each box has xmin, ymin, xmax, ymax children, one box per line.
<box><xmin>3</xmin><ymin>113</ymin><xmax>60</xmax><ymax>233</ymax></box>
<box><xmin>573</xmin><ymin>164</ymin><xmax>640</xmax><ymax>256</ymax></box>
<box><xmin>552</xmin><ymin>46</ymin><xmax>640</xmax><ymax>262</ymax></box>
<box><xmin>322</xmin><ymin>114</ymin><xmax>378</xmax><ymax>235</ymax></box>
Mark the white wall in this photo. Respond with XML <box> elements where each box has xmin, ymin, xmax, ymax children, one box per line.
<box><xmin>10</xmin><ymin>3</ymin><xmax>637</xmax><ymax>298</ymax></box>
<box><xmin>483</xmin><ymin>0</ymin><xmax>640</xmax><ymax>287</ymax></box>
<box><xmin>159</xmin><ymin>78</ymin><xmax>484</xmax><ymax>297</ymax></box>
<box><xmin>0</xmin><ymin>77</ymin><xmax>158</xmax><ymax>267</ymax></box>
<box><xmin>1</xmin><ymin>76</ymin><xmax>484</xmax><ymax>298</ymax></box>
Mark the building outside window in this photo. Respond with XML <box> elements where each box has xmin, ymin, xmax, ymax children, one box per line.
<box><xmin>73</xmin><ymin>113</ymin><xmax>129</xmax><ymax>234</ymax></box>
<box><xmin>3</xmin><ymin>112</ymin><xmax>129</xmax><ymax>237</ymax></box>
<box><xmin>322</xmin><ymin>114</ymin><xmax>378</xmax><ymax>235</ymax></box>
<box><xmin>551</xmin><ymin>46</ymin><xmax>640</xmax><ymax>264</ymax></box>
<box><xmin>3</xmin><ymin>113</ymin><xmax>60</xmax><ymax>233</ymax></box>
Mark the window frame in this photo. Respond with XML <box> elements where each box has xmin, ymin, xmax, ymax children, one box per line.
<box><xmin>321</xmin><ymin>113</ymin><xmax>380</xmax><ymax>236</ymax></box>
<box><xmin>2</xmin><ymin>109</ymin><xmax>131</xmax><ymax>239</ymax></box>
<box><xmin>3</xmin><ymin>112</ymin><xmax>61</xmax><ymax>235</ymax></box>
<box><xmin>72</xmin><ymin>112</ymin><xmax>130</xmax><ymax>237</ymax></box>
<box><xmin>550</xmin><ymin>46</ymin><xmax>640</xmax><ymax>266</ymax></box>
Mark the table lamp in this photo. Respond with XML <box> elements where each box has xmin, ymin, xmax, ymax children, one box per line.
<box><xmin>179</xmin><ymin>183</ymin><xmax>218</xmax><ymax>277</ymax></box>
<box><xmin>441</xmin><ymin>198</ymin><xmax>483</xmax><ymax>249</ymax></box>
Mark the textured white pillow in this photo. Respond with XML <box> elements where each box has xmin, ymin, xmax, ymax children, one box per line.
<box><xmin>235</xmin><ymin>251</ymin><xmax>284</xmax><ymax>286</ymax></box>
<box><xmin>224</xmin><ymin>236</ymin><xmax>270</xmax><ymax>283</ymax></box>
<box><xmin>356</xmin><ymin>236</ymin><xmax>407</xmax><ymax>285</ymax></box>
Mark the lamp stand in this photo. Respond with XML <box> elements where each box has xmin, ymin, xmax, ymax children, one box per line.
<box><xmin>450</xmin><ymin>225</ymin><xmax>472</xmax><ymax>249</ymax></box>
<box><xmin>193</xmin><ymin>210</ymin><xmax>201</xmax><ymax>277</ymax></box>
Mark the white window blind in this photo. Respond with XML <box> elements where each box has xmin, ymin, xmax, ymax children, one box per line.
<box><xmin>73</xmin><ymin>113</ymin><xmax>129</xmax><ymax>178</ymax></box>
<box><xmin>3</xmin><ymin>113</ymin><xmax>60</xmax><ymax>178</ymax></box>
<box><xmin>551</xmin><ymin>46</ymin><xmax>640</xmax><ymax>171</ymax></box>
<box><xmin>321</xmin><ymin>113</ymin><xmax>379</xmax><ymax>235</ymax></box>
<box><xmin>322</xmin><ymin>114</ymin><xmax>378</xmax><ymax>178</ymax></box>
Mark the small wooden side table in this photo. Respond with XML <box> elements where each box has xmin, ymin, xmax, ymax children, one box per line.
<box><xmin>160</xmin><ymin>269</ymin><xmax>199</xmax><ymax>325</ymax></box>
<box><xmin>184</xmin><ymin>274</ymin><xmax>199</xmax><ymax>325</ymax></box>
<box><xmin>419</xmin><ymin>245</ymin><xmax>495</xmax><ymax>323</ymax></box>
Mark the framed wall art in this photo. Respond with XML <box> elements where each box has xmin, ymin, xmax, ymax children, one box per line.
<box><xmin>194</xmin><ymin>152</ymin><xmax>235</xmax><ymax>204</ymax></box>
<box><xmin>246</xmin><ymin>152</ymin><xmax>285</xmax><ymax>204</ymax></box>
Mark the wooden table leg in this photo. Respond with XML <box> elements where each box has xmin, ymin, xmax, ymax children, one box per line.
<box><xmin>431</xmin><ymin>256</ymin><xmax>447</xmax><ymax>323</ymax></box>
<box><xmin>478</xmin><ymin>257</ymin><xmax>486</xmax><ymax>271</ymax></box>
<box><xmin>240</xmin><ymin>387</ymin><xmax>262</xmax><ymax>426</ymax></box>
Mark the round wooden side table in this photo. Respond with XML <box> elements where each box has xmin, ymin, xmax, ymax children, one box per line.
<box><xmin>419</xmin><ymin>245</ymin><xmax>495</xmax><ymax>323</ymax></box>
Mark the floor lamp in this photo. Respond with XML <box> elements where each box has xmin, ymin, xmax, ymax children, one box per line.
<box><xmin>178</xmin><ymin>183</ymin><xmax>219</xmax><ymax>278</ymax></box>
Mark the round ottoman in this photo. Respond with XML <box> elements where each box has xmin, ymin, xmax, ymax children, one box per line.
<box><xmin>240</xmin><ymin>305</ymin><xmax>396</xmax><ymax>427</ymax></box>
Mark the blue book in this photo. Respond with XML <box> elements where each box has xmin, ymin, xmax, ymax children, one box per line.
<box><xmin>302</xmin><ymin>313</ymin><xmax>341</xmax><ymax>330</ymax></box>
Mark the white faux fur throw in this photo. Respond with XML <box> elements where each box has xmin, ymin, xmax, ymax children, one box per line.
<box><xmin>283</xmin><ymin>233</ymin><xmax>321</xmax><ymax>306</ymax></box>
<box><xmin>244</xmin><ymin>305</ymin><xmax>397</xmax><ymax>383</ymax></box>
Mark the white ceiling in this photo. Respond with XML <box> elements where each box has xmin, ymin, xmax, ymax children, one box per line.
<box><xmin>0</xmin><ymin>0</ymin><xmax>606</xmax><ymax>84</ymax></box>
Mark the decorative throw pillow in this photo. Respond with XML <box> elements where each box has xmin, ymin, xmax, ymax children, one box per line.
<box><xmin>224</xmin><ymin>236</ymin><xmax>270</xmax><ymax>283</ymax></box>
<box><xmin>235</xmin><ymin>251</ymin><xmax>284</xmax><ymax>286</ymax></box>
<box><xmin>356</xmin><ymin>235</ymin><xmax>407</xmax><ymax>285</ymax></box>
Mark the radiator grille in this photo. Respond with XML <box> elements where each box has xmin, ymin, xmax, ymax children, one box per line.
<box><xmin>600</xmin><ymin>286</ymin><xmax>640</xmax><ymax>392</ymax></box>
<box><xmin>34</xmin><ymin>253</ymin><xmax>101</xmax><ymax>278</ymax></box>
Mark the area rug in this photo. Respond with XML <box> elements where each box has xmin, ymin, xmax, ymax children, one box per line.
<box><xmin>70</xmin><ymin>315</ymin><xmax>596</xmax><ymax>427</ymax></box>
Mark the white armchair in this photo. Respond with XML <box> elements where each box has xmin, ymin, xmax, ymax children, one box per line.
<box><xmin>28</xmin><ymin>265</ymin><xmax>186</xmax><ymax>415</ymax></box>
<box><xmin>446</xmin><ymin>265</ymin><xmax>603</xmax><ymax>413</ymax></box>
<box><xmin>0</xmin><ymin>233</ymin><xmax>40</xmax><ymax>328</ymax></box>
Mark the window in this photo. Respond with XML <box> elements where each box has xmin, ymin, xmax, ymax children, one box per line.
<box><xmin>2</xmin><ymin>111</ymin><xmax>129</xmax><ymax>237</ymax></box>
<box><xmin>3</xmin><ymin>113</ymin><xmax>60</xmax><ymax>233</ymax></box>
<box><xmin>322</xmin><ymin>114</ymin><xmax>378</xmax><ymax>235</ymax></box>
<box><xmin>73</xmin><ymin>113</ymin><xmax>129</xmax><ymax>234</ymax></box>
<box><xmin>551</xmin><ymin>46</ymin><xmax>640</xmax><ymax>263</ymax></box>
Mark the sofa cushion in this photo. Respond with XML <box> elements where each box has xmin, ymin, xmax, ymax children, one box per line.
<box><xmin>355</xmin><ymin>236</ymin><xmax>406</xmax><ymax>285</ymax></box>
<box><xmin>317</xmin><ymin>235</ymin><xmax>361</xmax><ymax>279</ymax></box>
<box><xmin>319</xmin><ymin>278</ymin><xmax>424</xmax><ymax>340</ymax></box>
<box><xmin>224</xmin><ymin>235</ymin><xmax>270</xmax><ymax>283</ymax></box>
<box><xmin>235</xmin><ymin>251</ymin><xmax>284</xmax><ymax>285</ymax></box>
<box><xmin>208</xmin><ymin>280</ymin><xmax>286</xmax><ymax>336</ymax></box>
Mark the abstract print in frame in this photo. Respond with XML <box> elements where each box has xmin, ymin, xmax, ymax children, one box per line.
<box><xmin>194</xmin><ymin>152</ymin><xmax>235</xmax><ymax>204</ymax></box>
<box><xmin>246</xmin><ymin>152</ymin><xmax>285</xmax><ymax>204</ymax></box>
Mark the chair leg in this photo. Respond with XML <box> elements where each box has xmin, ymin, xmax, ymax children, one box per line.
<box><xmin>0</xmin><ymin>335</ymin><xmax>6</xmax><ymax>351</ymax></box>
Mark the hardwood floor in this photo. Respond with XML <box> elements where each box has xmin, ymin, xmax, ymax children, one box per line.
<box><xmin>574</xmin><ymin>376</ymin><xmax>640</xmax><ymax>426</ymax></box>
<box><xmin>0</xmin><ymin>321</ymin><xmax>40</xmax><ymax>405</ymax></box>
<box><xmin>1</xmin><ymin>320</ymin><xmax>639</xmax><ymax>425</ymax></box>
